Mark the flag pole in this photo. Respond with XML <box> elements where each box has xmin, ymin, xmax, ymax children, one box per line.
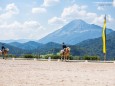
<box><xmin>102</xmin><ymin>14</ymin><xmax>107</xmax><ymax>61</ymax></box>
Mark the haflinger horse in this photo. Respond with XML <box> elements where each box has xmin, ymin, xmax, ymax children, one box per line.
<box><xmin>60</xmin><ymin>47</ymin><xmax>70</xmax><ymax>61</ymax></box>
<box><xmin>0</xmin><ymin>48</ymin><xmax>9</xmax><ymax>59</ymax></box>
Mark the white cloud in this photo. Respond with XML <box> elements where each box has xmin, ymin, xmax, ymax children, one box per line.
<box><xmin>113</xmin><ymin>0</ymin><xmax>115</xmax><ymax>7</ymax></box>
<box><xmin>6</xmin><ymin>3</ymin><xmax>19</xmax><ymax>14</ymax></box>
<box><xmin>97</xmin><ymin>6</ymin><xmax>104</xmax><ymax>11</ymax></box>
<box><xmin>48</xmin><ymin>17</ymin><xmax>66</xmax><ymax>25</ymax></box>
<box><xmin>0</xmin><ymin>3</ymin><xmax>19</xmax><ymax>20</ymax></box>
<box><xmin>43</xmin><ymin>0</ymin><xmax>60</xmax><ymax>7</ymax></box>
<box><xmin>0</xmin><ymin>21</ymin><xmax>47</xmax><ymax>40</ymax></box>
<box><xmin>61</xmin><ymin>4</ymin><xmax>87</xmax><ymax>19</ymax></box>
<box><xmin>32</xmin><ymin>7</ymin><xmax>46</xmax><ymax>14</ymax></box>
<box><xmin>48</xmin><ymin>4</ymin><xmax>114</xmax><ymax>28</ymax></box>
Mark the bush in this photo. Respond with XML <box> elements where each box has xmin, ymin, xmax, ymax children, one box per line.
<box><xmin>8</xmin><ymin>54</ymin><xmax>16</xmax><ymax>58</ymax></box>
<box><xmin>69</xmin><ymin>56</ymin><xmax>81</xmax><ymax>60</ymax></box>
<box><xmin>23</xmin><ymin>54</ymin><xmax>34</xmax><ymax>58</ymax></box>
<box><xmin>51</xmin><ymin>55</ymin><xmax>61</xmax><ymax>59</ymax></box>
<box><xmin>34</xmin><ymin>55</ymin><xmax>41</xmax><ymax>59</ymax></box>
<box><xmin>44</xmin><ymin>54</ymin><xmax>61</xmax><ymax>59</ymax></box>
<box><xmin>83</xmin><ymin>55</ymin><xmax>100</xmax><ymax>60</ymax></box>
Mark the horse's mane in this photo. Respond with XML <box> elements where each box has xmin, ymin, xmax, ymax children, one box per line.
<box><xmin>67</xmin><ymin>47</ymin><xmax>70</xmax><ymax>51</ymax></box>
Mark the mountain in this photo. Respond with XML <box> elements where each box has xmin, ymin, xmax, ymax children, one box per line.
<box><xmin>1</xmin><ymin>31</ymin><xmax>114</xmax><ymax>60</ymax></box>
<box><xmin>8</xmin><ymin>41</ymin><xmax>43</xmax><ymax>50</ymax></box>
<box><xmin>0</xmin><ymin>39</ymin><xmax>37</xmax><ymax>43</ymax></box>
<box><xmin>76</xmin><ymin>31</ymin><xmax>115</xmax><ymax>60</ymax></box>
<box><xmin>38</xmin><ymin>19</ymin><xmax>113</xmax><ymax>45</ymax></box>
<box><xmin>0</xmin><ymin>42</ymin><xmax>28</xmax><ymax>56</ymax></box>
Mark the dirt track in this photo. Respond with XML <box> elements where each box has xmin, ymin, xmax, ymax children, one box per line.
<box><xmin>0</xmin><ymin>60</ymin><xmax>115</xmax><ymax>86</ymax></box>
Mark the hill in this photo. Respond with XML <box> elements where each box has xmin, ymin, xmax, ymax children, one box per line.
<box><xmin>8</xmin><ymin>41</ymin><xmax>43</xmax><ymax>50</ymax></box>
<box><xmin>38</xmin><ymin>19</ymin><xmax>113</xmax><ymax>45</ymax></box>
<box><xmin>0</xmin><ymin>42</ymin><xmax>29</xmax><ymax>56</ymax></box>
<box><xmin>2</xmin><ymin>31</ymin><xmax>115</xmax><ymax>60</ymax></box>
<box><xmin>76</xmin><ymin>31</ymin><xmax>115</xmax><ymax>60</ymax></box>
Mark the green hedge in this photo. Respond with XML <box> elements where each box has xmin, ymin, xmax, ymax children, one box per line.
<box><xmin>83</xmin><ymin>56</ymin><xmax>100</xmax><ymax>60</ymax></box>
<box><xmin>44</xmin><ymin>54</ymin><xmax>61</xmax><ymax>59</ymax></box>
<box><xmin>23</xmin><ymin>54</ymin><xmax>35</xmax><ymax>58</ymax></box>
<box><xmin>15</xmin><ymin>54</ymin><xmax>100</xmax><ymax>60</ymax></box>
<box><xmin>69</xmin><ymin>56</ymin><xmax>81</xmax><ymax>60</ymax></box>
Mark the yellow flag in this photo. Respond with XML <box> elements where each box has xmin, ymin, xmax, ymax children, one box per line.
<box><xmin>102</xmin><ymin>15</ymin><xmax>106</xmax><ymax>54</ymax></box>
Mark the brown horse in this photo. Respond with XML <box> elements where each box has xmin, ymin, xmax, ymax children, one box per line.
<box><xmin>60</xmin><ymin>47</ymin><xmax>70</xmax><ymax>61</ymax></box>
<box><xmin>0</xmin><ymin>48</ymin><xmax>9</xmax><ymax>59</ymax></box>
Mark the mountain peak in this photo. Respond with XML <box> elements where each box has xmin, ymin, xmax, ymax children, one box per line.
<box><xmin>70</xmin><ymin>19</ymin><xmax>87</xmax><ymax>24</ymax></box>
<box><xmin>38</xmin><ymin>19</ymin><xmax>113</xmax><ymax>44</ymax></box>
<box><xmin>60</xmin><ymin>19</ymin><xmax>88</xmax><ymax>32</ymax></box>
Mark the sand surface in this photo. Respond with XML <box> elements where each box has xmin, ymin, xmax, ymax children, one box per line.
<box><xmin>0</xmin><ymin>59</ymin><xmax>115</xmax><ymax>86</ymax></box>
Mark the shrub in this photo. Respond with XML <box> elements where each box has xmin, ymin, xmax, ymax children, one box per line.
<box><xmin>70</xmin><ymin>56</ymin><xmax>81</xmax><ymax>60</ymax></box>
<box><xmin>83</xmin><ymin>55</ymin><xmax>100</xmax><ymax>60</ymax></box>
<box><xmin>51</xmin><ymin>55</ymin><xmax>61</xmax><ymax>59</ymax></box>
<box><xmin>34</xmin><ymin>55</ymin><xmax>41</xmax><ymax>59</ymax></box>
<box><xmin>8</xmin><ymin>54</ymin><xmax>16</xmax><ymax>58</ymax></box>
<box><xmin>44</xmin><ymin>54</ymin><xmax>61</xmax><ymax>59</ymax></box>
<box><xmin>23</xmin><ymin>54</ymin><xmax>34</xmax><ymax>58</ymax></box>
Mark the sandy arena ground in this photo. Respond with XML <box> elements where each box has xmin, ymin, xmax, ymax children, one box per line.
<box><xmin>0</xmin><ymin>59</ymin><xmax>115</xmax><ymax>86</ymax></box>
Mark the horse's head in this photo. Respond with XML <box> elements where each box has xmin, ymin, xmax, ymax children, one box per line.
<box><xmin>3</xmin><ymin>48</ymin><xmax>9</xmax><ymax>55</ymax></box>
<box><xmin>5</xmin><ymin>48</ymin><xmax>9</xmax><ymax>52</ymax></box>
<box><xmin>65</xmin><ymin>47</ymin><xmax>70</xmax><ymax>52</ymax></box>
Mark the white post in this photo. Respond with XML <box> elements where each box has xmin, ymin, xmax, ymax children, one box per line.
<box><xmin>57</xmin><ymin>59</ymin><xmax>60</xmax><ymax>62</ymax></box>
<box><xmin>48</xmin><ymin>57</ymin><xmax>51</xmax><ymax>61</ymax></box>
<box><xmin>85</xmin><ymin>60</ymin><xmax>88</xmax><ymax>63</ymax></box>
<box><xmin>12</xmin><ymin>58</ymin><xmax>15</xmax><ymax>60</ymax></box>
<box><xmin>34</xmin><ymin>58</ymin><xmax>36</xmax><ymax>61</ymax></box>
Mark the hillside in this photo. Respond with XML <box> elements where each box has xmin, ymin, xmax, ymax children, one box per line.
<box><xmin>2</xmin><ymin>31</ymin><xmax>115</xmax><ymax>60</ymax></box>
<box><xmin>0</xmin><ymin>42</ymin><xmax>29</xmax><ymax>56</ymax></box>
<box><xmin>77</xmin><ymin>31</ymin><xmax>115</xmax><ymax>60</ymax></box>
<box><xmin>8</xmin><ymin>41</ymin><xmax>43</xmax><ymax>50</ymax></box>
<box><xmin>38</xmin><ymin>19</ymin><xmax>113</xmax><ymax>45</ymax></box>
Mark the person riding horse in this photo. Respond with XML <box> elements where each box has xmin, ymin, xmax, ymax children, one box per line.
<box><xmin>1</xmin><ymin>44</ymin><xmax>5</xmax><ymax>54</ymax></box>
<box><xmin>62</xmin><ymin>42</ymin><xmax>67</xmax><ymax>50</ymax></box>
<box><xmin>60</xmin><ymin>43</ymin><xmax>70</xmax><ymax>61</ymax></box>
<box><xmin>0</xmin><ymin>44</ymin><xmax>9</xmax><ymax>59</ymax></box>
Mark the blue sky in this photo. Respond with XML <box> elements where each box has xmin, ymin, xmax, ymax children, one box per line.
<box><xmin>0</xmin><ymin>0</ymin><xmax>115</xmax><ymax>40</ymax></box>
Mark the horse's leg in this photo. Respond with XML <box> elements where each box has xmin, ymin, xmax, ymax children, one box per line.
<box><xmin>61</xmin><ymin>55</ymin><xmax>62</xmax><ymax>61</ymax></box>
<box><xmin>3</xmin><ymin>55</ymin><xmax>6</xmax><ymax>59</ymax></box>
<box><xmin>4</xmin><ymin>52</ymin><xmax>6</xmax><ymax>60</ymax></box>
<box><xmin>62</xmin><ymin>55</ymin><xmax>64</xmax><ymax>61</ymax></box>
<box><xmin>3</xmin><ymin>54</ymin><xmax>4</xmax><ymax>59</ymax></box>
<box><xmin>66</xmin><ymin>55</ymin><xmax>67</xmax><ymax>61</ymax></box>
<box><xmin>4</xmin><ymin>52</ymin><xmax>7</xmax><ymax>60</ymax></box>
<box><xmin>67</xmin><ymin>56</ymin><xmax>68</xmax><ymax>61</ymax></box>
<box><xmin>2</xmin><ymin>52</ymin><xmax>4</xmax><ymax>59</ymax></box>
<box><xmin>64</xmin><ymin>55</ymin><xmax>66</xmax><ymax>61</ymax></box>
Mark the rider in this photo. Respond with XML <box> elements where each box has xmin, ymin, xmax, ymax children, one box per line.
<box><xmin>62</xmin><ymin>42</ymin><xmax>67</xmax><ymax>51</ymax></box>
<box><xmin>1</xmin><ymin>44</ymin><xmax>5</xmax><ymax>52</ymax></box>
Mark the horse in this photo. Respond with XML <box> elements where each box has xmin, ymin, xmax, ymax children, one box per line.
<box><xmin>60</xmin><ymin>47</ymin><xmax>70</xmax><ymax>61</ymax></box>
<box><xmin>0</xmin><ymin>48</ymin><xmax>9</xmax><ymax>59</ymax></box>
